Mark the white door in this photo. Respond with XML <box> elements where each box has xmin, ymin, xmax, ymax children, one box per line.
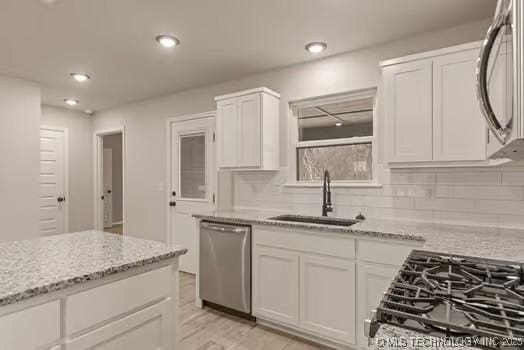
<box><xmin>169</xmin><ymin>117</ymin><xmax>215</xmax><ymax>274</ymax></box>
<box><xmin>300</xmin><ymin>255</ymin><xmax>356</xmax><ymax>345</ymax></box>
<box><xmin>237</xmin><ymin>93</ymin><xmax>261</xmax><ymax>167</ymax></box>
<box><xmin>433</xmin><ymin>48</ymin><xmax>487</xmax><ymax>161</ymax></box>
<box><xmin>356</xmin><ymin>263</ymin><xmax>398</xmax><ymax>347</ymax></box>
<box><xmin>40</xmin><ymin>128</ymin><xmax>67</xmax><ymax>235</ymax></box>
<box><xmin>252</xmin><ymin>246</ymin><xmax>299</xmax><ymax>327</ymax></box>
<box><xmin>103</xmin><ymin>148</ymin><xmax>113</xmax><ymax>228</ymax></box>
<box><xmin>385</xmin><ymin>59</ymin><xmax>433</xmax><ymax>162</ymax></box>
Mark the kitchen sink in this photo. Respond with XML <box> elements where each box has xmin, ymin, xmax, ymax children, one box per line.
<box><xmin>268</xmin><ymin>214</ymin><xmax>360</xmax><ymax>227</ymax></box>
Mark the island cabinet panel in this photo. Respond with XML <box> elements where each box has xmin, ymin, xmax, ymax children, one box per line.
<box><xmin>252</xmin><ymin>246</ymin><xmax>299</xmax><ymax>326</ymax></box>
<box><xmin>0</xmin><ymin>300</ymin><xmax>60</xmax><ymax>350</ymax></box>
<box><xmin>299</xmin><ymin>255</ymin><xmax>356</xmax><ymax>345</ymax></box>
<box><xmin>65</xmin><ymin>266</ymin><xmax>171</xmax><ymax>335</ymax></box>
<box><xmin>66</xmin><ymin>299</ymin><xmax>172</xmax><ymax>350</ymax></box>
<box><xmin>356</xmin><ymin>263</ymin><xmax>399</xmax><ymax>348</ymax></box>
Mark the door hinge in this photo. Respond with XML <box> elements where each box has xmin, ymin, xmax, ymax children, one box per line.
<box><xmin>212</xmin><ymin>193</ymin><xmax>216</xmax><ymax>204</ymax></box>
<box><xmin>212</xmin><ymin>132</ymin><xmax>216</xmax><ymax>142</ymax></box>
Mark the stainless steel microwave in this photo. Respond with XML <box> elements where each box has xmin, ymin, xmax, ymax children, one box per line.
<box><xmin>477</xmin><ymin>0</ymin><xmax>524</xmax><ymax>160</ymax></box>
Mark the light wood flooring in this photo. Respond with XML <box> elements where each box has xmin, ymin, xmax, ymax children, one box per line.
<box><xmin>178</xmin><ymin>272</ymin><xmax>333</xmax><ymax>350</ymax></box>
<box><xmin>104</xmin><ymin>224</ymin><xmax>123</xmax><ymax>235</ymax></box>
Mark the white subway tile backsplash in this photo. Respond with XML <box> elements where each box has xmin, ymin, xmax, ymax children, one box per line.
<box><xmin>415</xmin><ymin>198</ymin><xmax>475</xmax><ymax>211</ymax></box>
<box><xmin>436</xmin><ymin>172</ymin><xmax>501</xmax><ymax>185</ymax></box>
<box><xmin>474</xmin><ymin>199</ymin><xmax>524</xmax><ymax>216</ymax></box>
<box><xmin>389</xmin><ymin>172</ymin><xmax>436</xmax><ymax>185</ymax></box>
<box><xmin>434</xmin><ymin>211</ymin><xmax>499</xmax><ymax>227</ymax></box>
<box><xmin>435</xmin><ymin>185</ymin><xmax>454</xmax><ymax>198</ymax></box>
<box><xmin>233</xmin><ymin>168</ymin><xmax>524</xmax><ymax>229</ymax></box>
<box><xmin>502</xmin><ymin>172</ymin><xmax>524</xmax><ymax>185</ymax></box>
<box><xmin>453</xmin><ymin>185</ymin><xmax>524</xmax><ymax>201</ymax></box>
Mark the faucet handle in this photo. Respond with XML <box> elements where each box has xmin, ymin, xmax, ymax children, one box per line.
<box><xmin>356</xmin><ymin>212</ymin><xmax>366</xmax><ymax>220</ymax></box>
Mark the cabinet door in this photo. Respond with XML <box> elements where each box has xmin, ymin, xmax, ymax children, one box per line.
<box><xmin>237</xmin><ymin>93</ymin><xmax>262</xmax><ymax>167</ymax></box>
<box><xmin>433</xmin><ymin>49</ymin><xmax>487</xmax><ymax>161</ymax></box>
<box><xmin>253</xmin><ymin>246</ymin><xmax>299</xmax><ymax>326</ymax></box>
<box><xmin>356</xmin><ymin>263</ymin><xmax>398</xmax><ymax>347</ymax></box>
<box><xmin>66</xmin><ymin>299</ymin><xmax>172</xmax><ymax>350</ymax></box>
<box><xmin>299</xmin><ymin>255</ymin><xmax>356</xmax><ymax>345</ymax></box>
<box><xmin>386</xmin><ymin>59</ymin><xmax>433</xmax><ymax>162</ymax></box>
<box><xmin>216</xmin><ymin>98</ymin><xmax>238</xmax><ymax>167</ymax></box>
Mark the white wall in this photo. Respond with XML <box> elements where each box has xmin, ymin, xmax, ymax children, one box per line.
<box><xmin>41</xmin><ymin>106</ymin><xmax>94</xmax><ymax>232</ymax></box>
<box><xmin>0</xmin><ymin>76</ymin><xmax>41</xmax><ymax>242</ymax></box>
<box><xmin>94</xmin><ymin>18</ymin><xmax>524</xmax><ymax>242</ymax></box>
<box><xmin>103</xmin><ymin>133</ymin><xmax>123</xmax><ymax>224</ymax></box>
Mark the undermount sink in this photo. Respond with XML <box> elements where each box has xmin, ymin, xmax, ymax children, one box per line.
<box><xmin>268</xmin><ymin>214</ymin><xmax>360</xmax><ymax>227</ymax></box>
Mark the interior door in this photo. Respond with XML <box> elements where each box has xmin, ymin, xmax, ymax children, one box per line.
<box><xmin>169</xmin><ymin>117</ymin><xmax>215</xmax><ymax>274</ymax></box>
<box><xmin>103</xmin><ymin>148</ymin><xmax>113</xmax><ymax>228</ymax></box>
<box><xmin>39</xmin><ymin>128</ymin><xmax>66</xmax><ymax>235</ymax></box>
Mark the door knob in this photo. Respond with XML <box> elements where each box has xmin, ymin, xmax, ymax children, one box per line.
<box><xmin>57</xmin><ymin>196</ymin><xmax>65</xmax><ymax>203</ymax></box>
<box><xmin>169</xmin><ymin>201</ymin><xmax>177</xmax><ymax>207</ymax></box>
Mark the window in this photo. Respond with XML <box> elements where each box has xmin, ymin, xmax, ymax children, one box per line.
<box><xmin>289</xmin><ymin>89</ymin><xmax>377</xmax><ymax>184</ymax></box>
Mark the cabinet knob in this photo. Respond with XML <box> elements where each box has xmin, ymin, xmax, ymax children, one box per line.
<box><xmin>169</xmin><ymin>201</ymin><xmax>177</xmax><ymax>207</ymax></box>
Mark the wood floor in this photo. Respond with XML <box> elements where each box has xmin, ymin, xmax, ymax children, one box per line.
<box><xmin>178</xmin><ymin>272</ymin><xmax>333</xmax><ymax>350</ymax></box>
<box><xmin>104</xmin><ymin>224</ymin><xmax>123</xmax><ymax>235</ymax></box>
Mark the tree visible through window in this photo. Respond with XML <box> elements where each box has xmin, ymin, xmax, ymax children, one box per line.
<box><xmin>293</xmin><ymin>91</ymin><xmax>375</xmax><ymax>183</ymax></box>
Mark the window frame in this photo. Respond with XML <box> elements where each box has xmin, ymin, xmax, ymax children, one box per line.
<box><xmin>287</xmin><ymin>88</ymin><xmax>380</xmax><ymax>187</ymax></box>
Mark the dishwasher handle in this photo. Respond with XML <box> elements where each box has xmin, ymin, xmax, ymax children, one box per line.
<box><xmin>200</xmin><ymin>222</ymin><xmax>248</xmax><ymax>233</ymax></box>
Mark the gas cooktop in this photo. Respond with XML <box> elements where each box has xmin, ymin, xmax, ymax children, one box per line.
<box><xmin>367</xmin><ymin>250</ymin><xmax>524</xmax><ymax>349</ymax></box>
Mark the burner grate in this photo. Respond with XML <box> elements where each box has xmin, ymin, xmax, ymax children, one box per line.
<box><xmin>374</xmin><ymin>250</ymin><xmax>524</xmax><ymax>348</ymax></box>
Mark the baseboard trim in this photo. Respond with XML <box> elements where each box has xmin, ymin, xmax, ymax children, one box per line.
<box><xmin>256</xmin><ymin>317</ymin><xmax>356</xmax><ymax>350</ymax></box>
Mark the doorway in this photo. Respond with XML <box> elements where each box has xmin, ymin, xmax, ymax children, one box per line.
<box><xmin>94</xmin><ymin>128</ymin><xmax>125</xmax><ymax>234</ymax></box>
<box><xmin>167</xmin><ymin>113</ymin><xmax>216</xmax><ymax>274</ymax></box>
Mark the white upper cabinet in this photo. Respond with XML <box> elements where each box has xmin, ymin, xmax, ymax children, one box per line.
<box><xmin>382</xmin><ymin>42</ymin><xmax>503</xmax><ymax>167</ymax></box>
<box><xmin>385</xmin><ymin>59</ymin><xmax>433</xmax><ymax>162</ymax></box>
<box><xmin>215</xmin><ymin>87</ymin><xmax>280</xmax><ymax>170</ymax></box>
<box><xmin>432</xmin><ymin>48</ymin><xmax>486</xmax><ymax>161</ymax></box>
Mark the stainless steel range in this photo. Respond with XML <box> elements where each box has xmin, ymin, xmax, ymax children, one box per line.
<box><xmin>365</xmin><ymin>250</ymin><xmax>524</xmax><ymax>349</ymax></box>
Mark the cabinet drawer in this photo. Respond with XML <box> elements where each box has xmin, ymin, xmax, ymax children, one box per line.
<box><xmin>66</xmin><ymin>266</ymin><xmax>171</xmax><ymax>335</ymax></box>
<box><xmin>254</xmin><ymin>226</ymin><xmax>355</xmax><ymax>259</ymax></box>
<box><xmin>0</xmin><ymin>301</ymin><xmax>60</xmax><ymax>350</ymax></box>
<box><xmin>358</xmin><ymin>239</ymin><xmax>414</xmax><ymax>266</ymax></box>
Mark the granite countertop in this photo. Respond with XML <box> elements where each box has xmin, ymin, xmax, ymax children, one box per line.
<box><xmin>0</xmin><ymin>231</ymin><xmax>187</xmax><ymax>307</ymax></box>
<box><xmin>193</xmin><ymin>209</ymin><xmax>524</xmax><ymax>263</ymax></box>
<box><xmin>195</xmin><ymin>209</ymin><xmax>524</xmax><ymax>350</ymax></box>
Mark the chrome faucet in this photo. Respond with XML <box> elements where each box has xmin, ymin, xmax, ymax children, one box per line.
<box><xmin>322</xmin><ymin>170</ymin><xmax>333</xmax><ymax>217</ymax></box>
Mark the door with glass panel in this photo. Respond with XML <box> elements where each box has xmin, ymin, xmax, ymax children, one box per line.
<box><xmin>169</xmin><ymin>117</ymin><xmax>215</xmax><ymax>274</ymax></box>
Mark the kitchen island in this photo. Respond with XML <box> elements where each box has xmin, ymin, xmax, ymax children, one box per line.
<box><xmin>0</xmin><ymin>231</ymin><xmax>187</xmax><ymax>350</ymax></box>
<box><xmin>194</xmin><ymin>209</ymin><xmax>524</xmax><ymax>350</ymax></box>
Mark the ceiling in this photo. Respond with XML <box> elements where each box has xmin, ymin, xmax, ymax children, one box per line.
<box><xmin>298</xmin><ymin>97</ymin><xmax>373</xmax><ymax>128</ymax></box>
<box><xmin>0</xmin><ymin>0</ymin><xmax>496</xmax><ymax>112</ymax></box>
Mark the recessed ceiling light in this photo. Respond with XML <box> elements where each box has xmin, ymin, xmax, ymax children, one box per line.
<box><xmin>64</xmin><ymin>98</ymin><xmax>79</xmax><ymax>106</ymax></box>
<box><xmin>155</xmin><ymin>35</ymin><xmax>180</xmax><ymax>48</ymax></box>
<box><xmin>305</xmin><ymin>42</ymin><xmax>327</xmax><ymax>54</ymax></box>
<box><xmin>70</xmin><ymin>73</ymin><xmax>90</xmax><ymax>82</ymax></box>
<box><xmin>84</xmin><ymin>109</ymin><xmax>94</xmax><ymax>115</ymax></box>
<box><xmin>335</xmin><ymin>122</ymin><xmax>343</xmax><ymax>127</ymax></box>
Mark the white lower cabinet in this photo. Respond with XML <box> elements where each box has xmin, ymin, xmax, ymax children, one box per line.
<box><xmin>356</xmin><ymin>263</ymin><xmax>399</xmax><ymax>348</ymax></box>
<box><xmin>253</xmin><ymin>246</ymin><xmax>299</xmax><ymax>326</ymax></box>
<box><xmin>300</xmin><ymin>255</ymin><xmax>356</xmax><ymax>344</ymax></box>
<box><xmin>66</xmin><ymin>299</ymin><xmax>172</xmax><ymax>350</ymax></box>
<box><xmin>252</xmin><ymin>225</ymin><xmax>420</xmax><ymax>348</ymax></box>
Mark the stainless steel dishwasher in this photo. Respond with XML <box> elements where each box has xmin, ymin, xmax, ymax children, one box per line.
<box><xmin>199</xmin><ymin>221</ymin><xmax>251</xmax><ymax>315</ymax></box>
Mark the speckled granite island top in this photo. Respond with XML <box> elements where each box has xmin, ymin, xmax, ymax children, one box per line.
<box><xmin>0</xmin><ymin>231</ymin><xmax>187</xmax><ymax>307</ymax></box>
